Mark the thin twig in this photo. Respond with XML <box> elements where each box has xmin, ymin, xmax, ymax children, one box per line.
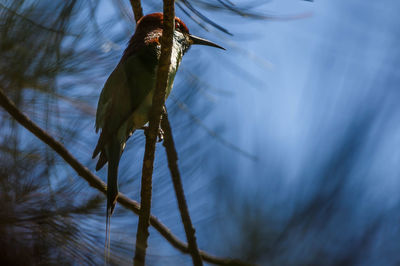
<box><xmin>133</xmin><ymin>1</ymin><xmax>175</xmax><ymax>265</ymax></box>
<box><xmin>0</xmin><ymin>87</ymin><xmax>251</xmax><ymax>266</ymax></box>
<box><xmin>180</xmin><ymin>0</ymin><xmax>232</xmax><ymax>35</ymax></box>
<box><xmin>0</xmin><ymin>3</ymin><xmax>78</xmax><ymax>36</ymax></box>
<box><xmin>129</xmin><ymin>0</ymin><xmax>143</xmax><ymax>22</ymax></box>
<box><xmin>161</xmin><ymin>107</ymin><xmax>203</xmax><ymax>265</ymax></box>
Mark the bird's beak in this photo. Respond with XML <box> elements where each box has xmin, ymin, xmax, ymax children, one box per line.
<box><xmin>189</xmin><ymin>34</ymin><xmax>225</xmax><ymax>50</ymax></box>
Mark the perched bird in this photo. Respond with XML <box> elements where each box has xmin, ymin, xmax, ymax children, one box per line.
<box><xmin>92</xmin><ymin>12</ymin><xmax>224</xmax><ymax>246</ymax></box>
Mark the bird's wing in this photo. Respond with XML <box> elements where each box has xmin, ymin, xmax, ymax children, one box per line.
<box><xmin>93</xmin><ymin>47</ymin><xmax>158</xmax><ymax>158</ymax></box>
<box><xmin>95</xmin><ymin>61</ymin><xmax>127</xmax><ymax>133</ymax></box>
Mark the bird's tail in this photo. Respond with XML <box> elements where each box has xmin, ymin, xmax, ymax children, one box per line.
<box><xmin>104</xmin><ymin>140</ymin><xmax>120</xmax><ymax>264</ymax></box>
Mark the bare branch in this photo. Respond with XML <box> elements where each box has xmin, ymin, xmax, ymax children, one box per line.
<box><xmin>0</xmin><ymin>87</ymin><xmax>251</xmax><ymax>266</ymax></box>
<box><xmin>129</xmin><ymin>0</ymin><xmax>143</xmax><ymax>22</ymax></box>
<box><xmin>133</xmin><ymin>1</ymin><xmax>176</xmax><ymax>265</ymax></box>
<box><xmin>161</xmin><ymin>107</ymin><xmax>203</xmax><ymax>265</ymax></box>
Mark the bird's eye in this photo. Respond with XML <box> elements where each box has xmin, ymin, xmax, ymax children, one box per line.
<box><xmin>175</xmin><ymin>21</ymin><xmax>181</xmax><ymax>30</ymax></box>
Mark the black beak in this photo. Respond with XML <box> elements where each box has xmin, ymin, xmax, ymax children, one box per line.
<box><xmin>189</xmin><ymin>34</ymin><xmax>225</xmax><ymax>50</ymax></box>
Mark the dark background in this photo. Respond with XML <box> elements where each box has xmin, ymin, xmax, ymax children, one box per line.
<box><xmin>1</xmin><ymin>0</ymin><xmax>399</xmax><ymax>265</ymax></box>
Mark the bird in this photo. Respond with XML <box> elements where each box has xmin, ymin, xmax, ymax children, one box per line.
<box><xmin>92</xmin><ymin>12</ymin><xmax>224</xmax><ymax>254</ymax></box>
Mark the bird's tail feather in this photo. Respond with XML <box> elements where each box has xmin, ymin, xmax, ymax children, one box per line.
<box><xmin>96</xmin><ymin>151</ymin><xmax>108</xmax><ymax>171</ymax></box>
<box><xmin>104</xmin><ymin>140</ymin><xmax>120</xmax><ymax>264</ymax></box>
<box><xmin>105</xmin><ymin>212</ymin><xmax>111</xmax><ymax>265</ymax></box>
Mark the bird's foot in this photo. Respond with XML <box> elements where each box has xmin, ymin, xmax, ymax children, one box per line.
<box><xmin>140</xmin><ymin>126</ymin><xmax>164</xmax><ymax>142</ymax></box>
<box><xmin>157</xmin><ymin>127</ymin><xmax>164</xmax><ymax>142</ymax></box>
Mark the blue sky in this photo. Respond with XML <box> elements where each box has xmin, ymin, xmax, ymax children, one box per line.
<box><xmin>89</xmin><ymin>0</ymin><xmax>400</xmax><ymax>264</ymax></box>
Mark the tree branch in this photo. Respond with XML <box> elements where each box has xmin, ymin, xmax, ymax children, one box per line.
<box><xmin>0</xmin><ymin>87</ymin><xmax>251</xmax><ymax>266</ymax></box>
<box><xmin>161</xmin><ymin>107</ymin><xmax>203</xmax><ymax>265</ymax></box>
<box><xmin>133</xmin><ymin>1</ymin><xmax>175</xmax><ymax>265</ymax></box>
<box><xmin>129</xmin><ymin>0</ymin><xmax>143</xmax><ymax>22</ymax></box>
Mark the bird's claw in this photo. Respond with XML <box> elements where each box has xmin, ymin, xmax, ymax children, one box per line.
<box><xmin>140</xmin><ymin>126</ymin><xmax>164</xmax><ymax>142</ymax></box>
<box><xmin>157</xmin><ymin>128</ymin><xmax>164</xmax><ymax>142</ymax></box>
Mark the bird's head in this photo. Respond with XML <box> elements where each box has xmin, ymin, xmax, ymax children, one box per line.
<box><xmin>132</xmin><ymin>12</ymin><xmax>224</xmax><ymax>54</ymax></box>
